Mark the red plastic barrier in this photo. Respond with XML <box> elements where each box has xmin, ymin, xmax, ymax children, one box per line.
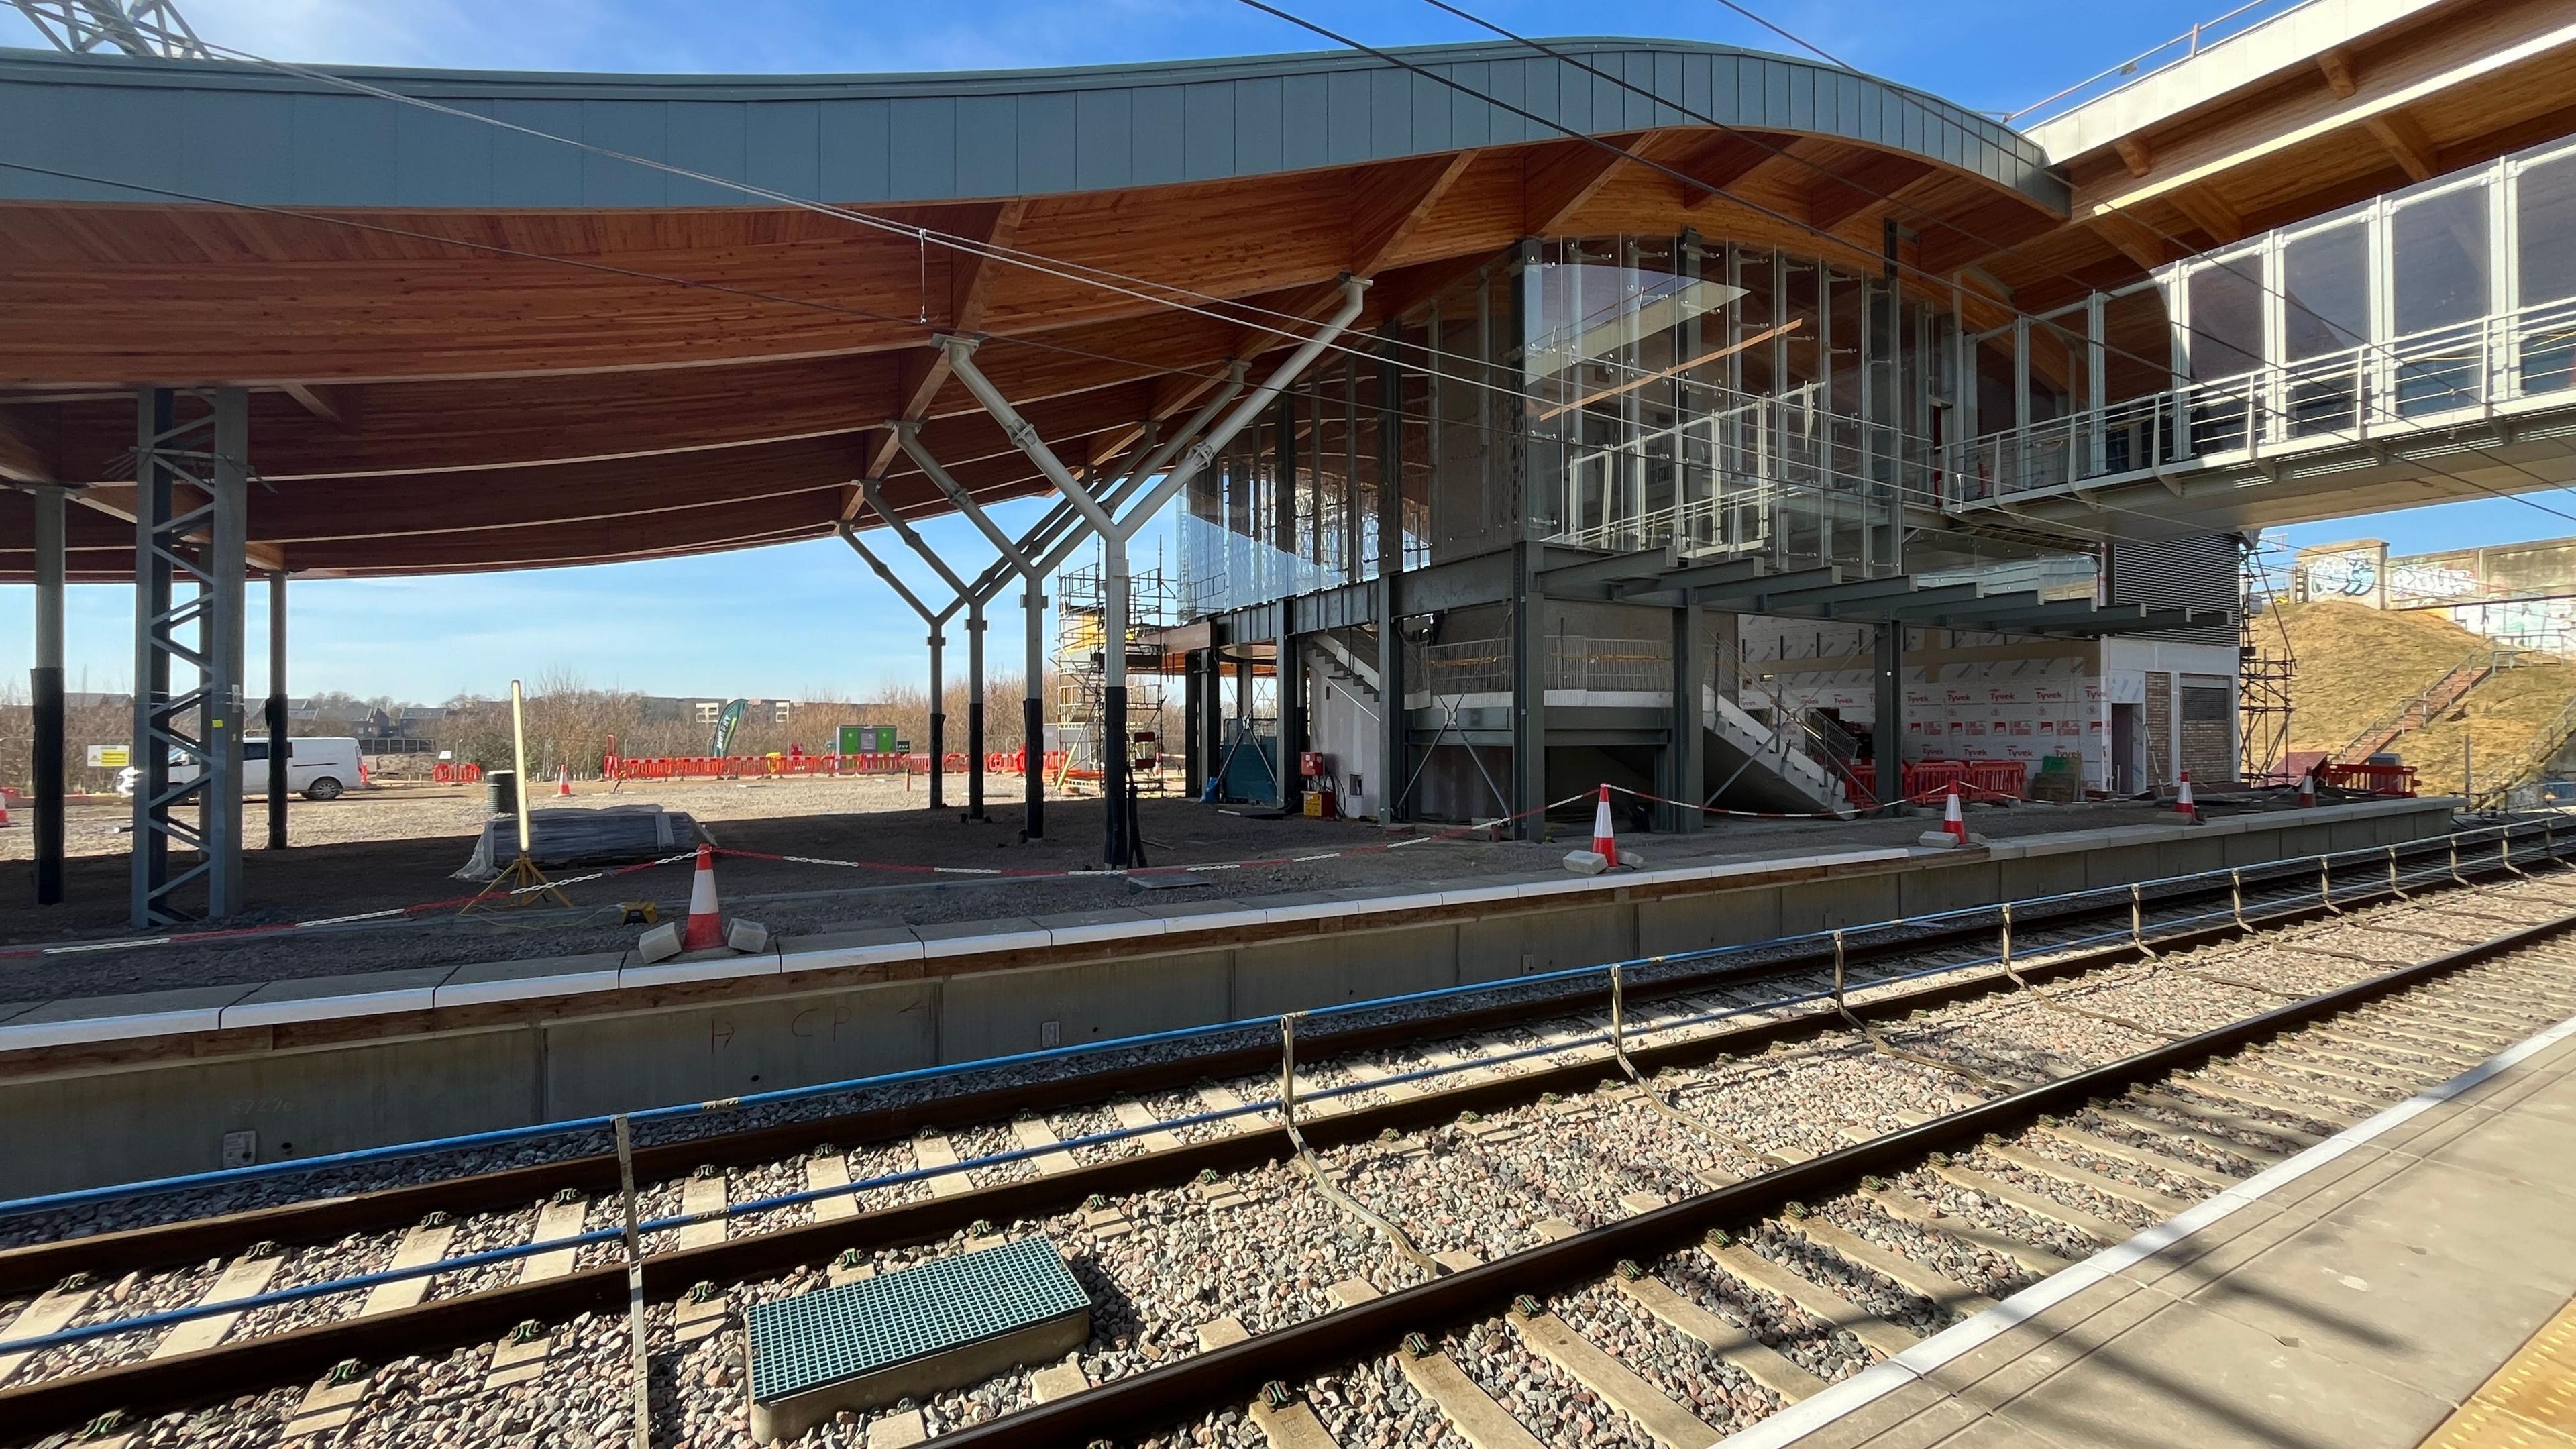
<box><xmin>2322</xmin><ymin>761</ymin><xmax>2418</xmax><ymax>797</ymax></box>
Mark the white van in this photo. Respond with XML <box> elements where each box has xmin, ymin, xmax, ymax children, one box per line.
<box><xmin>127</xmin><ymin>737</ymin><xmax>366</xmax><ymax>801</ymax></box>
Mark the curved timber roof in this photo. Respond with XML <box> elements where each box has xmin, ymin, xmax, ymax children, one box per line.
<box><xmin>0</xmin><ymin>37</ymin><xmax>2068</xmax><ymax>579</ymax></box>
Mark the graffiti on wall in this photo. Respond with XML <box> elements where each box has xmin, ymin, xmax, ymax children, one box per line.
<box><xmin>2297</xmin><ymin>547</ymin><xmax>2384</xmax><ymax>604</ymax></box>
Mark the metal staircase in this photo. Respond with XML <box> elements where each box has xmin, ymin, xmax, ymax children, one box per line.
<box><xmin>2334</xmin><ymin>649</ymin><xmax>2514</xmax><ymax>763</ymax></box>
<box><xmin>1705</xmin><ymin>664</ymin><xmax>1858</xmax><ymax>814</ymax></box>
<box><xmin>2471</xmin><ymin>692</ymin><xmax>2576</xmax><ymax>810</ymax></box>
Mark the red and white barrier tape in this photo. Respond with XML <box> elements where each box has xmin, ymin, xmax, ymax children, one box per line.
<box><xmin>0</xmin><ymin>793</ymin><xmax>1599</xmax><ymax>963</ymax></box>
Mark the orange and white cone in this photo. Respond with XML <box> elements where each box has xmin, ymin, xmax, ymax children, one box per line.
<box><xmin>2296</xmin><ymin>766</ymin><xmax>2317</xmax><ymax>808</ymax></box>
<box><xmin>1941</xmin><ymin>786</ymin><xmax>1968</xmax><ymax>845</ymax></box>
<box><xmin>557</xmin><ymin>770</ymin><xmax>573</xmax><ymax>798</ymax></box>
<box><xmin>0</xmin><ymin>798</ymin><xmax>12</xmax><ymax>828</ymax></box>
<box><xmin>682</xmin><ymin>845</ymin><xmax>724</xmax><ymax>950</ymax></box>
<box><xmin>2176</xmin><ymin>771</ymin><xmax>2199</xmax><ymax>823</ymax></box>
<box><xmin>1591</xmin><ymin>784</ymin><xmax>1620</xmax><ymax>869</ymax></box>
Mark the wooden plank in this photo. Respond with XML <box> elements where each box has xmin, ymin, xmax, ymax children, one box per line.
<box><xmin>1862</xmin><ymin>1187</ymin><xmax>2074</xmax><ymax>1281</ymax></box>
<box><xmin>1514</xmin><ymin>1309</ymin><xmax>1725</xmax><ymax>1448</ymax></box>
<box><xmin>1788</xmin><ymin>1218</ymin><xmax>2000</xmax><ymax>1320</ymax></box>
<box><xmin>357</xmin><ymin>1220</ymin><xmax>458</xmax><ymax>1316</ymax></box>
<box><xmin>1928</xmin><ymin>1165</ymin><xmax>2129</xmax><ymax>1248</ymax></box>
<box><xmin>1617</xmin><ymin>1272</ymin><xmax>1827</xmax><ymax>1403</ymax></box>
<box><xmin>1980</xmin><ymin>1144</ymin><xmax>2193</xmax><ymax>1218</ymax></box>
<box><xmin>2033</xmin><ymin>1122</ymin><xmax>2239</xmax><ymax>1195</ymax></box>
<box><xmin>679</xmin><ymin>1174</ymin><xmax>729</xmax><ymax>1250</ymax></box>
<box><xmin>153</xmin><ymin>1252</ymin><xmax>284</xmax><ymax>1358</ymax></box>
<box><xmin>0</xmin><ymin>1281</ymin><xmax>96</xmax><ymax>1385</ymax></box>
<box><xmin>806</xmin><ymin>1153</ymin><xmax>858</xmax><ymax>1222</ymax></box>
<box><xmin>1397</xmin><ymin>1347</ymin><xmax>1548</xmax><ymax>1449</ymax></box>
<box><xmin>1708</xmin><ymin>1243</ymin><xmax>1919</xmax><ymax>1361</ymax></box>
<box><xmin>1250</xmin><ymin>1397</ymin><xmax>1344</xmax><ymax>1448</ymax></box>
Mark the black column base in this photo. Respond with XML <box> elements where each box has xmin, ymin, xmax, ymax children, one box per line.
<box><xmin>963</xmin><ymin>701</ymin><xmax>988</xmax><ymax>822</ymax></box>
<box><xmin>928</xmin><ymin>712</ymin><xmax>946</xmax><ymax>811</ymax></box>
<box><xmin>32</xmin><ymin>666</ymin><xmax>62</xmax><ymax>905</ymax></box>
<box><xmin>1021</xmin><ymin>696</ymin><xmax>1044</xmax><ymax>840</ymax></box>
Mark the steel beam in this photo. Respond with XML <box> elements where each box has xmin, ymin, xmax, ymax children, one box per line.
<box><xmin>837</xmin><ymin>514</ymin><xmax>962</xmax><ymax>812</ymax></box>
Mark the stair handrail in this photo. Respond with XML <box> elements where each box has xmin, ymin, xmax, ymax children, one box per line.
<box><xmin>2471</xmin><ymin>688</ymin><xmax>2576</xmax><ymax>810</ymax></box>
<box><xmin>2333</xmin><ymin>645</ymin><xmax>2501</xmax><ymax>763</ymax></box>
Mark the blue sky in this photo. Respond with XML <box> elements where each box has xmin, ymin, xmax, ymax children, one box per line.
<box><xmin>7</xmin><ymin>0</ymin><xmax>2569</xmax><ymax>701</ymax></box>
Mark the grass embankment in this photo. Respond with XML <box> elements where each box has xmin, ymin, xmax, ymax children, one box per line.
<box><xmin>2269</xmin><ymin>599</ymin><xmax>2576</xmax><ymax>792</ymax></box>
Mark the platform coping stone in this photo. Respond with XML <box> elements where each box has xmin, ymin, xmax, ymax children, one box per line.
<box><xmin>360</xmin><ymin>1220</ymin><xmax>458</xmax><ymax>1316</ymax></box>
<box><xmin>806</xmin><ymin>1154</ymin><xmax>858</xmax><ymax>1222</ymax></box>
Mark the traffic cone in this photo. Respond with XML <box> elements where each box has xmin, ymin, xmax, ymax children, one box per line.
<box><xmin>1941</xmin><ymin>786</ymin><xmax>1968</xmax><ymax>845</ymax></box>
<box><xmin>557</xmin><ymin>770</ymin><xmax>572</xmax><ymax>798</ymax></box>
<box><xmin>1591</xmin><ymin>784</ymin><xmax>1620</xmax><ymax>869</ymax></box>
<box><xmin>682</xmin><ymin>845</ymin><xmax>724</xmax><ymax>951</ymax></box>
<box><xmin>2176</xmin><ymin>771</ymin><xmax>2200</xmax><ymax>823</ymax></box>
<box><xmin>2296</xmin><ymin>766</ymin><xmax>2317</xmax><ymax>808</ymax></box>
<box><xmin>0</xmin><ymin>797</ymin><xmax>12</xmax><ymax>828</ymax></box>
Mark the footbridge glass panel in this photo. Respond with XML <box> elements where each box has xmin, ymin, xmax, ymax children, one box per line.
<box><xmin>1951</xmin><ymin>134</ymin><xmax>2576</xmax><ymax>507</ymax></box>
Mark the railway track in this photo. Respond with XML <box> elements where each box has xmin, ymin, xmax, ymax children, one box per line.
<box><xmin>2</xmin><ymin>821</ymin><xmax>2571</xmax><ymax>1447</ymax></box>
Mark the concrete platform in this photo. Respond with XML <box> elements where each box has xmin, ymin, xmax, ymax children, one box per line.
<box><xmin>0</xmin><ymin>796</ymin><xmax>2453</xmax><ymax>1194</ymax></box>
<box><xmin>1729</xmin><ymin>985</ymin><xmax>2576</xmax><ymax>1449</ymax></box>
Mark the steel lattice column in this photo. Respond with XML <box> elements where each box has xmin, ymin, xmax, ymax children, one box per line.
<box><xmin>130</xmin><ymin>386</ymin><xmax>248</xmax><ymax>927</ymax></box>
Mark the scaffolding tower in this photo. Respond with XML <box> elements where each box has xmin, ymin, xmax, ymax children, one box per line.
<box><xmin>2239</xmin><ymin>542</ymin><xmax>2298</xmax><ymax>784</ymax></box>
<box><xmin>1053</xmin><ymin>550</ymin><xmax>1181</xmax><ymax>794</ymax></box>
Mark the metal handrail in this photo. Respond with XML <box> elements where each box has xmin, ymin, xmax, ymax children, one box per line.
<box><xmin>2002</xmin><ymin>0</ymin><xmax>2318</xmax><ymax>127</ymax></box>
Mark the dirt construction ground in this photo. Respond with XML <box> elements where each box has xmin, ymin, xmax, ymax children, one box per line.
<box><xmin>0</xmin><ymin>774</ymin><xmax>2229</xmax><ymax>1003</ymax></box>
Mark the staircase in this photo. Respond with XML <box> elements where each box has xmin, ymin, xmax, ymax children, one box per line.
<box><xmin>1703</xmin><ymin>669</ymin><xmax>1858</xmax><ymax>814</ymax></box>
<box><xmin>2471</xmin><ymin>691</ymin><xmax>2576</xmax><ymax>810</ymax></box>
<box><xmin>2334</xmin><ymin>649</ymin><xmax>2509</xmax><ymax>763</ymax></box>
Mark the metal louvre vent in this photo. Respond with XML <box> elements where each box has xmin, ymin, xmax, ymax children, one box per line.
<box><xmin>2108</xmin><ymin>535</ymin><xmax>2239</xmax><ymax>644</ymax></box>
<box><xmin>747</xmin><ymin>1236</ymin><xmax>1089</xmax><ymax>1403</ymax></box>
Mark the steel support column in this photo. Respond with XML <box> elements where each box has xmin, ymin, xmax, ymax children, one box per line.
<box><xmin>1278</xmin><ymin>634</ymin><xmax>1305</xmax><ymax>814</ymax></box>
<box><xmin>963</xmin><ymin>601</ymin><xmax>988</xmax><ymax>822</ymax></box>
<box><xmin>1874</xmin><ymin>621</ymin><xmax>1906</xmax><ymax>816</ymax></box>
<box><xmin>1668</xmin><ymin>602</ymin><xmax>1706</xmax><ymax>833</ymax></box>
<box><xmin>131</xmin><ymin>386</ymin><xmax>248</xmax><ymax>926</ymax></box>
<box><xmin>837</xmin><ymin>516</ymin><xmax>960</xmax><ymax>813</ymax></box>
<box><xmin>1182</xmin><ymin>651</ymin><xmax>1205</xmax><ymax>800</ymax></box>
<box><xmin>29</xmin><ymin>485</ymin><xmax>66</xmax><ymax>904</ymax></box>
<box><xmin>1375</xmin><ymin>323</ymin><xmax>1407</xmax><ymax>826</ymax></box>
<box><xmin>266</xmin><ymin>569</ymin><xmax>288</xmax><ymax>850</ymax></box>
<box><xmin>1511</xmin><ymin>540</ymin><xmax>1546</xmax><ymax>838</ymax></box>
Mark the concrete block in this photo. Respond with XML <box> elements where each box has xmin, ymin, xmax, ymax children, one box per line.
<box><xmin>915</xmin><ymin>919</ymin><xmax>1053</xmax><ymax>960</ymax></box>
<box><xmin>779</xmin><ymin>927</ymin><xmax>922</xmax><ymax>975</ymax></box>
<box><xmin>435</xmin><ymin>953</ymin><xmax>627</xmax><ymax>1009</ymax></box>
<box><xmin>0</xmin><ymin>985</ymin><xmax>260</xmax><ymax>1052</ymax></box>
<box><xmin>637</xmin><ymin>921</ymin><xmax>684</xmax><ymax>963</ymax></box>
<box><xmin>1564</xmin><ymin>850</ymin><xmax>1609</xmax><ymax>875</ymax></box>
<box><xmin>729</xmin><ymin>919</ymin><xmax>771</xmax><ymax>953</ymax></box>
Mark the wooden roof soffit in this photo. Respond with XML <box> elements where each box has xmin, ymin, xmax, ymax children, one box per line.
<box><xmin>2168</xmin><ymin>185</ymin><xmax>2245</xmax><ymax>246</ymax></box>
<box><xmin>2114</xmin><ymin>136</ymin><xmax>2153</xmax><ymax>178</ymax></box>
<box><xmin>72</xmin><ymin>482</ymin><xmax>289</xmax><ymax>573</ymax></box>
<box><xmin>1523</xmin><ymin>132</ymin><xmax>1648</xmax><ymax>235</ymax></box>
<box><xmin>0</xmin><ymin>404</ymin><xmax>59</xmax><ymax>484</ymax></box>
<box><xmin>2317</xmin><ymin>46</ymin><xmax>2361</xmax><ymax>99</ymax></box>
<box><xmin>1350</xmin><ymin>150</ymin><xmax>1479</xmax><ymax>277</ymax></box>
<box><xmin>280</xmin><ymin>383</ymin><xmax>362</xmax><ymax>434</ymax></box>
<box><xmin>2366</xmin><ymin>109</ymin><xmax>2441</xmax><ymax>182</ymax></box>
<box><xmin>859</xmin><ymin>198</ymin><xmax>1029</xmax><ymax>488</ymax></box>
<box><xmin>2090</xmin><ymin>211</ymin><xmax>2169</xmax><ymax>271</ymax></box>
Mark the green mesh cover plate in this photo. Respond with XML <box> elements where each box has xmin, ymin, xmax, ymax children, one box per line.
<box><xmin>747</xmin><ymin>1236</ymin><xmax>1089</xmax><ymax>1403</ymax></box>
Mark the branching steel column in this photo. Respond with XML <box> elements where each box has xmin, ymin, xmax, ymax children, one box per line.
<box><xmin>130</xmin><ymin>386</ymin><xmax>248</xmax><ymax>927</ymax></box>
<box><xmin>837</xmin><ymin>515</ymin><xmax>961</xmax><ymax>812</ymax></box>
<box><xmin>30</xmin><ymin>484</ymin><xmax>66</xmax><ymax>904</ymax></box>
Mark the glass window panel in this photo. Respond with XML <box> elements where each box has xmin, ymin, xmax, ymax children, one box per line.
<box><xmin>2282</xmin><ymin>221</ymin><xmax>2369</xmax><ymax>361</ymax></box>
<box><xmin>2393</xmin><ymin>184</ymin><xmax>2490</xmax><ymax>335</ymax></box>
<box><xmin>2521</xmin><ymin>154</ymin><xmax>2576</xmax><ymax>307</ymax></box>
<box><xmin>2185</xmin><ymin>258</ymin><xmax>2264</xmax><ymax>379</ymax></box>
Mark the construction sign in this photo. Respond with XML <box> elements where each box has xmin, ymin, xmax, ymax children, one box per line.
<box><xmin>710</xmin><ymin>698</ymin><xmax>749</xmax><ymax>757</ymax></box>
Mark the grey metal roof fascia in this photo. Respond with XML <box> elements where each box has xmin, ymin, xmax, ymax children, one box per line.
<box><xmin>0</xmin><ymin>36</ymin><xmax>2061</xmax><ymax>211</ymax></box>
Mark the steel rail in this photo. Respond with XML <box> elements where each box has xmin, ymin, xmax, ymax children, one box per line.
<box><xmin>0</xmin><ymin>834</ymin><xmax>2558</xmax><ymax>1438</ymax></box>
<box><xmin>932</xmin><ymin>901</ymin><xmax>2576</xmax><ymax>1448</ymax></box>
<box><xmin>0</xmin><ymin>818</ymin><xmax>2508</xmax><ymax>1298</ymax></box>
